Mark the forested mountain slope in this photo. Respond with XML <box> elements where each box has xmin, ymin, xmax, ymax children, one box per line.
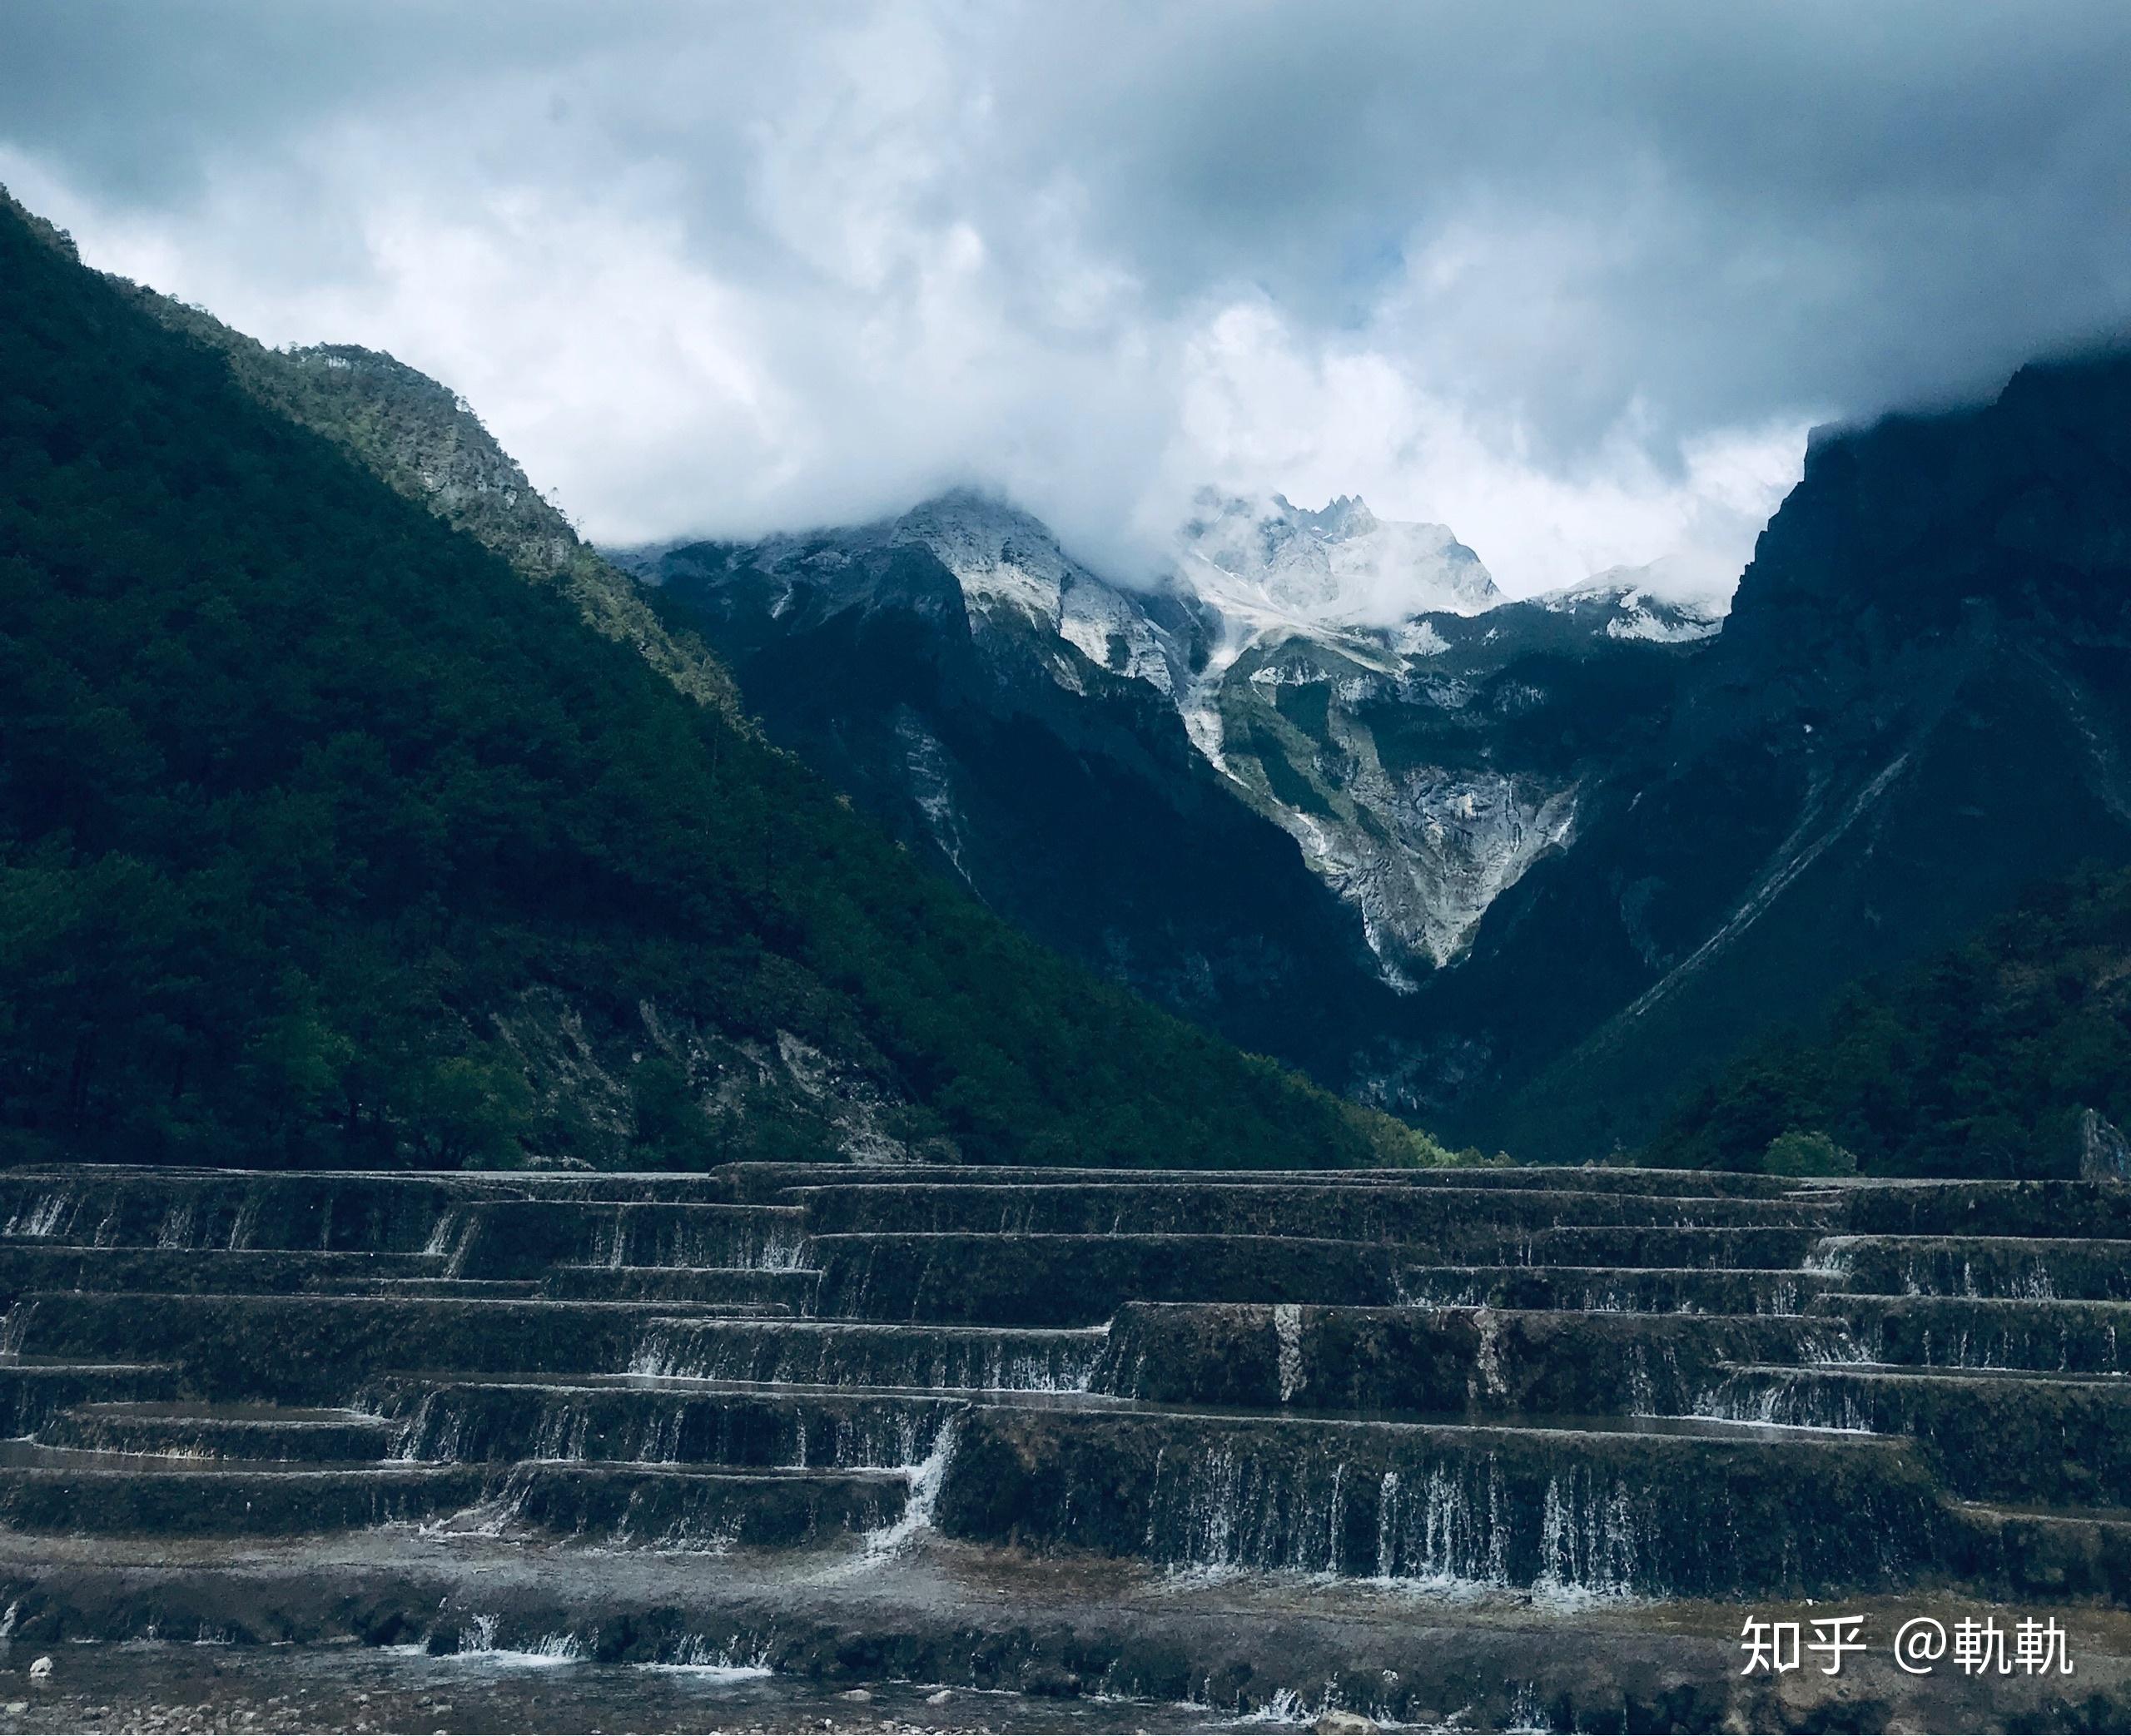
<box><xmin>119</xmin><ymin>276</ymin><xmax>746</xmax><ymax>722</ymax></box>
<box><xmin>1427</xmin><ymin>345</ymin><xmax>2131</xmax><ymax>1158</ymax></box>
<box><xmin>631</xmin><ymin>495</ymin><xmax>1709</xmax><ymax>1105</ymax></box>
<box><xmin>632</xmin><ymin>499</ymin><xmax>1412</xmax><ymax>1090</ymax></box>
<box><xmin>0</xmin><ymin>193</ymin><xmax>1425</xmax><ymax>1173</ymax></box>
<box><xmin>1642</xmin><ymin>862</ymin><xmax>2131</xmax><ymax>1179</ymax></box>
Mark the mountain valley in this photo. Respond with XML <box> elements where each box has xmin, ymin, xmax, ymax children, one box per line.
<box><xmin>625</xmin><ymin>491</ymin><xmax>1726</xmax><ymax>1112</ymax></box>
<box><xmin>628</xmin><ymin>359</ymin><xmax>2131</xmax><ymax>1162</ymax></box>
<box><xmin>16</xmin><ymin>173</ymin><xmax>2129</xmax><ymax>1173</ymax></box>
<box><xmin>0</xmin><ymin>190</ymin><xmax>1419</xmax><ymax>1176</ymax></box>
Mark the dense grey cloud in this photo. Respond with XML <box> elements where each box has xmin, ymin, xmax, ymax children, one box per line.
<box><xmin>3</xmin><ymin>1</ymin><xmax>2128</xmax><ymax>598</ymax></box>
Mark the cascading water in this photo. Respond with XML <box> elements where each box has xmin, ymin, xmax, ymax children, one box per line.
<box><xmin>4</xmin><ymin>1193</ymin><xmax>73</xmax><ymax>1240</ymax></box>
<box><xmin>862</xmin><ymin>1416</ymin><xmax>958</xmax><ymax>1557</ymax></box>
<box><xmin>441</xmin><ymin>1214</ymin><xmax>481</xmax><ymax>1279</ymax></box>
<box><xmin>1800</xmin><ymin>1321</ymin><xmax>1870</xmax><ymax>1365</ymax></box>
<box><xmin>451</xmin><ymin>1614</ymin><xmax>581</xmax><ymax>1665</ymax></box>
<box><xmin>1802</xmin><ymin>1239</ymin><xmax>1851</xmax><ymax>1278</ymax></box>
<box><xmin>751</xmin><ymin>1229</ymin><xmax>810</xmax><ymax>1274</ymax></box>
<box><xmin>655</xmin><ymin>1635</ymin><xmax>773</xmax><ymax>1678</ymax></box>
<box><xmin>0</xmin><ymin>1163</ymin><xmax>2079</xmax><ymax>1699</ymax></box>
<box><xmin>1123</xmin><ymin>1431</ymin><xmax>1689</xmax><ymax>1598</ymax></box>
<box><xmin>1694</xmin><ymin>1370</ymin><xmax>1874</xmax><ymax>1433</ymax></box>
<box><xmin>226</xmin><ymin>1193</ymin><xmax>262</xmax><ymax>1252</ymax></box>
<box><xmin>390</xmin><ymin>1391</ymin><xmax>467</xmax><ymax>1465</ymax></box>
<box><xmin>1272</xmin><ymin>1306</ymin><xmax>1305</xmax><ymax>1404</ymax></box>
<box><xmin>625</xmin><ymin>1321</ymin><xmax>1105</xmax><ymax>1392</ymax></box>
<box><xmin>605</xmin><ymin>1207</ymin><xmax>812</xmax><ymax>1273</ymax></box>
<box><xmin>531</xmin><ymin>1404</ymin><xmax>593</xmax><ymax>1462</ymax></box>
<box><xmin>1368</xmin><ymin>1461</ymin><xmax>1511</xmax><ymax>1589</ymax></box>
<box><xmin>1533</xmin><ymin>1469</ymin><xmax>1642</xmax><ymax>1605</ymax></box>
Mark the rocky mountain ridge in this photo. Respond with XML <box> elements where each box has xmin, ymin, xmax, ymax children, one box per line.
<box><xmin>1441</xmin><ymin>345</ymin><xmax>2131</xmax><ymax>1156</ymax></box>
<box><xmin>119</xmin><ymin>298</ymin><xmax>746</xmax><ymax>722</ymax></box>
<box><xmin>626</xmin><ymin>489</ymin><xmax>1714</xmax><ymax>1110</ymax></box>
<box><xmin>1</xmin><ymin>185</ymin><xmax>1422</xmax><ymax>1173</ymax></box>
<box><xmin>633</xmin><ymin>345</ymin><xmax>2131</xmax><ymax>1155</ymax></box>
<box><xmin>629</xmin><ymin>488</ymin><xmax>1721</xmax><ymax>988</ymax></box>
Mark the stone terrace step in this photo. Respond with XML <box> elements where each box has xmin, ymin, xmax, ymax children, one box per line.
<box><xmin>0</xmin><ymin>1173</ymin><xmax>499</xmax><ymax>1256</ymax></box>
<box><xmin>1698</xmin><ymin>1363</ymin><xmax>2131</xmax><ymax>1507</ymax></box>
<box><xmin>0</xmin><ymin>1356</ymin><xmax>181</xmax><ymax>1436</ymax></box>
<box><xmin>1511</xmin><ymin>1225</ymin><xmax>1826</xmax><ymax>1269</ymax></box>
<box><xmin>368</xmin><ymin>1278</ymin><xmax>542</xmax><ymax>1298</ymax></box>
<box><xmin>1815</xmin><ymin>1293</ymin><xmax>2131</xmax><ymax>1374</ymax></box>
<box><xmin>1398</xmin><ymin>1264</ymin><xmax>1845</xmax><ymax>1315</ymax></box>
<box><xmin>627</xmin><ymin>1319</ymin><xmax>1108</xmax><ymax>1391</ymax></box>
<box><xmin>1810</xmin><ymin>1235</ymin><xmax>2131</xmax><ymax>1301</ymax></box>
<box><xmin>2</xmin><ymin>1161</ymin><xmax>2122</xmax><ymax>1610</ymax></box>
<box><xmin>479</xmin><ymin>1173</ymin><xmax>738</xmax><ymax>1203</ymax></box>
<box><xmin>934</xmin><ymin>1402</ymin><xmax>1945</xmax><ymax>1598</ymax></box>
<box><xmin>450</xmin><ymin>1201</ymin><xmax>809</xmax><ymax>1279</ymax></box>
<box><xmin>787</xmin><ymin>1182</ymin><xmax>1827</xmax><ymax>1241</ymax></box>
<box><xmin>540</xmin><ymin>1265</ymin><xmax>817</xmax><ymax>1307</ymax></box>
<box><xmin>39</xmin><ymin>1401</ymin><xmax>401</xmax><ymax>1462</ymax></box>
<box><xmin>0</xmin><ymin>1442</ymin><xmax>900</xmax><ymax>1545</ymax></box>
<box><xmin>1840</xmin><ymin>1179</ymin><xmax>2131</xmax><ymax>1241</ymax></box>
<box><xmin>0</xmin><ymin>1168</ymin><xmax>760</xmax><ymax>1262</ymax></box>
<box><xmin>718</xmin><ymin>1161</ymin><xmax>1816</xmax><ymax>1203</ymax></box>
<box><xmin>809</xmin><ymin>1233</ymin><xmax>1398</xmax><ymax>1325</ymax></box>
<box><xmin>5</xmin><ymin>1292</ymin><xmax>769</xmax><ymax>1403</ymax></box>
<box><xmin>0</xmin><ymin>1245</ymin><xmax>441</xmax><ymax>1301</ymax></box>
<box><xmin>0</xmin><ymin>1444</ymin><xmax>489</xmax><ymax>1535</ymax></box>
<box><xmin>382</xmin><ymin>1374</ymin><xmax>966</xmax><ymax>1471</ymax></box>
<box><xmin>1946</xmin><ymin>1500</ymin><xmax>2131</xmax><ymax>1602</ymax></box>
<box><xmin>1095</xmin><ymin>1301</ymin><xmax>1826</xmax><ymax>1414</ymax></box>
<box><xmin>459</xmin><ymin>1461</ymin><xmax>908</xmax><ymax>1549</ymax></box>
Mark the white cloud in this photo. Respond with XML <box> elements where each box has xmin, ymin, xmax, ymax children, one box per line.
<box><xmin>1152</xmin><ymin>295</ymin><xmax>1806</xmax><ymax>607</ymax></box>
<box><xmin>4</xmin><ymin>0</ymin><xmax>2124</xmax><ymax>598</ymax></box>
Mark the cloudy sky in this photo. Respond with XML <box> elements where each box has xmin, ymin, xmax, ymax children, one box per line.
<box><xmin>4</xmin><ymin>2</ymin><xmax>2129</xmax><ymax>598</ymax></box>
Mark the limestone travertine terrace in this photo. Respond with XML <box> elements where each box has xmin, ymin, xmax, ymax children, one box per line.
<box><xmin>0</xmin><ymin>1162</ymin><xmax>2128</xmax><ymax>1731</ymax></box>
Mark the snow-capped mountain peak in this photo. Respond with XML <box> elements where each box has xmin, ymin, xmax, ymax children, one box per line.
<box><xmin>888</xmin><ymin>489</ymin><xmax>1080</xmax><ymax>622</ymax></box>
<box><xmin>887</xmin><ymin>489</ymin><xmax>1187</xmax><ymax>693</ymax></box>
<box><xmin>1176</xmin><ymin>489</ymin><xmax>1501</xmax><ymax>633</ymax></box>
<box><xmin>1535</xmin><ymin>560</ymin><xmax>1726</xmax><ymax>643</ymax></box>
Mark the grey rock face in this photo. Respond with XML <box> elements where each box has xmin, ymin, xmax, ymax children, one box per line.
<box><xmin>628</xmin><ymin>490</ymin><xmax>1693</xmax><ymax>1034</ymax></box>
<box><xmin>2081</xmin><ymin>1109</ymin><xmax>2131</xmax><ymax>1182</ymax></box>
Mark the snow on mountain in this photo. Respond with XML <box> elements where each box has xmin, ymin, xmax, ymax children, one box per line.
<box><xmin>633</xmin><ymin>486</ymin><xmax>1726</xmax><ymax>994</ymax></box>
<box><xmin>767</xmin><ymin>487</ymin><xmax>1506</xmax><ymax>702</ymax></box>
<box><xmin>891</xmin><ymin>491</ymin><xmax>1077</xmax><ymax>622</ymax></box>
<box><xmin>890</xmin><ymin>490</ymin><xmax>1190</xmax><ymax>695</ymax></box>
<box><xmin>881</xmin><ymin>492</ymin><xmax>1722</xmax><ymax>984</ymax></box>
<box><xmin>1536</xmin><ymin>560</ymin><xmax>1726</xmax><ymax>644</ymax></box>
<box><xmin>1176</xmin><ymin>490</ymin><xmax>1501</xmax><ymax>636</ymax></box>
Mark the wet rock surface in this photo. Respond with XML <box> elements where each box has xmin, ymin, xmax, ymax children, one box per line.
<box><xmin>0</xmin><ymin>1162</ymin><xmax>2127</xmax><ymax>1730</ymax></box>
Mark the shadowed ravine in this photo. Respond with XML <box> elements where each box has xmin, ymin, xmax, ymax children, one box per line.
<box><xmin>0</xmin><ymin>1163</ymin><xmax>2127</xmax><ymax>1730</ymax></box>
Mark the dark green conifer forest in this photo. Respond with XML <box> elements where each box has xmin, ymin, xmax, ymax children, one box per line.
<box><xmin>1642</xmin><ymin>864</ymin><xmax>2131</xmax><ymax>1178</ymax></box>
<box><xmin>0</xmin><ymin>199</ymin><xmax>1424</xmax><ymax>1173</ymax></box>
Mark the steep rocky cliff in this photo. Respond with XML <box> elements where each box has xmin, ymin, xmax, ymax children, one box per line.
<box><xmin>626</xmin><ymin>498</ymin><xmax>1414</xmax><ymax>1087</ymax></box>
<box><xmin>1435</xmin><ymin>348</ymin><xmax>2131</xmax><ymax>1156</ymax></box>
<box><xmin>1205</xmin><ymin>580</ymin><xmax>1715</xmax><ymax>980</ymax></box>
<box><xmin>114</xmin><ymin>283</ymin><xmax>745</xmax><ymax>721</ymax></box>
<box><xmin>633</xmin><ymin>349</ymin><xmax>2131</xmax><ymax>1156</ymax></box>
<box><xmin>633</xmin><ymin>492</ymin><xmax>1716</xmax><ymax>1101</ymax></box>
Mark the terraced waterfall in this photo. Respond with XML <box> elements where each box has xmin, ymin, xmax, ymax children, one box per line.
<box><xmin>0</xmin><ymin>1163</ymin><xmax>2126</xmax><ymax>1729</ymax></box>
